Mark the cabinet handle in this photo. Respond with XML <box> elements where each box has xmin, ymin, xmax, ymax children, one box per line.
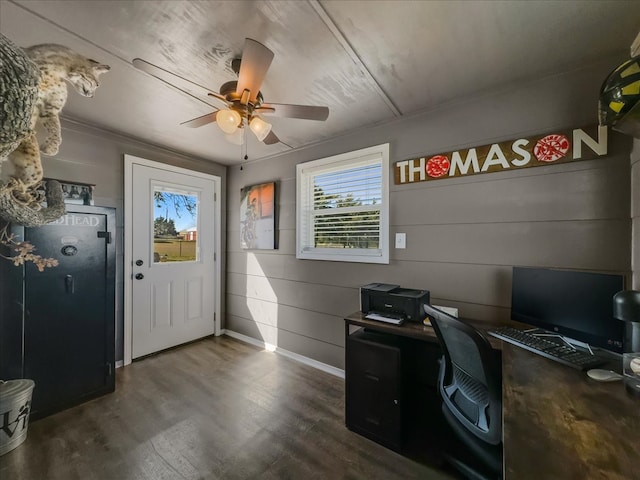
<box><xmin>65</xmin><ymin>275</ymin><xmax>75</xmax><ymax>294</ymax></box>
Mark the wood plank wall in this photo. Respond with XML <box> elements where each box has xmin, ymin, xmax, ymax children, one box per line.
<box><xmin>225</xmin><ymin>57</ymin><xmax>633</xmax><ymax>370</ymax></box>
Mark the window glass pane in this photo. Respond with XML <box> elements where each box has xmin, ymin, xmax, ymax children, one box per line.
<box><xmin>314</xmin><ymin>210</ymin><xmax>380</xmax><ymax>248</ymax></box>
<box><xmin>153</xmin><ymin>188</ymin><xmax>198</xmax><ymax>263</ymax></box>
<box><xmin>312</xmin><ymin>163</ymin><xmax>381</xmax><ymax>250</ymax></box>
<box><xmin>313</xmin><ymin>164</ymin><xmax>382</xmax><ymax>210</ymax></box>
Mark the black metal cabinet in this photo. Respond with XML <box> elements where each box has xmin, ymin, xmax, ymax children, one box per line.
<box><xmin>345</xmin><ymin>329</ymin><xmax>403</xmax><ymax>451</ymax></box>
<box><xmin>0</xmin><ymin>206</ymin><xmax>116</xmax><ymax>419</ymax></box>
<box><xmin>344</xmin><ymin>315</ymin><xmax>447</xmax><ymax>462</ymax></box>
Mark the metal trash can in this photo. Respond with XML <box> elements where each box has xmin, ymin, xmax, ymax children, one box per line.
<box><xmin>0</xmin><ymin>379</ymin><xmax>35</xmax><ymax>456</ymax></box>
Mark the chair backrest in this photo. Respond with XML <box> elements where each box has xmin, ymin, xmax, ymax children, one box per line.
<box><xmin>424</xmin><ymin>304</ymin><xmax>502</xmax><ymax>446</ymax></box>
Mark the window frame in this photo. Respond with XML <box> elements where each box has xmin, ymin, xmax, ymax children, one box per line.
<box><xmin>296</xmin><ymin>143</ymin><xmax>389</xmax><ymax>264</ymax></box>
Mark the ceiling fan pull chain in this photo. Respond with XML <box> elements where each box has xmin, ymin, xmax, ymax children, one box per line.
<box><xmin>240</xmin><ymin>129</ymin><xmax>248</xmax><ymax>170</ymax></box>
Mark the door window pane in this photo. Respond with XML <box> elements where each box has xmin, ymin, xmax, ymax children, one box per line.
<box><xmin>153</xmin><ymin>187</ymin><xmax>199</xmax><ymax>263</ymax></box>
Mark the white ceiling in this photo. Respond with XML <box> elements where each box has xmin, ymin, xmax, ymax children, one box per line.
<box><xmin>2</xmin><ymin>0</ymin><xmax>639</xmax><ymax>165</ymax></box>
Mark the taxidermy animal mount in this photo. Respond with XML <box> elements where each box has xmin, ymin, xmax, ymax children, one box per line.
<box><xmin>0</xmin><ymin>33</ymin><xmax>109</xmax><ymax>226</ymax></box>
<box><xmin>6</xmin><ymin>41</ymin><xmax>110</xmax><ymax>191</ymax></box>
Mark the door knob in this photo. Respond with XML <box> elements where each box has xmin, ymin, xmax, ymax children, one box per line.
<box><xmin>135</xmin><ymin>259</ymin><xmax>143</xmax><ymax>266</ymax></box>
<box><xmin>135</xmin><ymin>273</ymin><xmax>144</xmax><ymax>280</ymax></box>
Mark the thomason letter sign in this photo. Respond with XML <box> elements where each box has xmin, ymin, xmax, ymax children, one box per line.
<box><xmin>394</xmin><ymin>125</ymin><xmax>608</xmax><ymax>185</ymax></box>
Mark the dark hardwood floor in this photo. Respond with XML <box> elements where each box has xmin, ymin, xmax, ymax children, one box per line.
<box><xmin>0</xmin><ymin>336</ymin><xmax>455</xmax><ymax>479</ymax></box>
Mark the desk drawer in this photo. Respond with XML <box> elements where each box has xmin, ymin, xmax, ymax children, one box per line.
<box><xmin>346</xmin><ymin>330</ymin><xmax>402</xmax><ymax>451</ymax></box>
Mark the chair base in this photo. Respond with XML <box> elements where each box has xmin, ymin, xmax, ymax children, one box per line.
<box><xmin>442</xmin><ymin>453</ymin><xmax>500</xmax><ymax>480</ymax></box>
<box><xmin>441</xmin><ymin>405</ymin><xmax>503</xmax><ymax>480</ymax></box>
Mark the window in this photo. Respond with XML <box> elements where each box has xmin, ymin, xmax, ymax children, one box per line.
<box><xmin>152</xmin><ymin>186</ymin><xmax>199</xmax><ymax>263</ymax></box>
<box><xmin>296</xmin><ymin>143</ymin><xmax>389</xmax><ymax>263</ymax></box>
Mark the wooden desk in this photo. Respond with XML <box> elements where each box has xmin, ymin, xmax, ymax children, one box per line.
<box><xmin>344</xmin><ymin>312</ymin><xmax>640</xmax><ymax>479</ymax></box>
<box><xmin>503</xmin><ymin>343</ymin><xmax>640</xmax><ymax>479</ymax></box>
<box><xmin>344</xmin><ymin>312</ymin><xmax>504</xmax><ymax>348</ymax></box>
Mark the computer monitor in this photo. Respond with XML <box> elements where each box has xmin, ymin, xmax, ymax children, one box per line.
<box><xmin>511</xmin><ymin>267</ymin><xmax>625</xmax><ymax>354</ymax></box>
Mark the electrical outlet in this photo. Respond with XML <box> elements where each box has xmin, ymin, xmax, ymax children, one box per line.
<box><xmin>395</xmin><ymin>233</ymin><xmax>406</xmax><ymax>249</ymax></box>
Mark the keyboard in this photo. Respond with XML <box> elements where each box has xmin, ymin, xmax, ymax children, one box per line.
<box><xmin>487</xmin><ymin>327</ymin><xmax>606</xmax><ymax>370</ymax></box>
<box><xmin>365</xmin><ymin>312</ymin><xmax>405</xmax><ymax>325</ymax></box>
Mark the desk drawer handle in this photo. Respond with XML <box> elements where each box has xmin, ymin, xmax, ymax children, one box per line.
<box><xmin>364</xmin><ymin>373</ymin><xmax>379</xmax><ymax>382</ymax></box>
<box><xmin>65</xmin><ymin>275</ymin><xmax>75</xmax><ymax>294</ymax></box>
<box><xmin>365</xmin><ymin>417</ymin><xmax>380</xmax><ymax>426</ymax></box>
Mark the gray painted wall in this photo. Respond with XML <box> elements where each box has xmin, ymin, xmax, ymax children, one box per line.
<box><xmin>15</xmin><ymin>119</ymin><xmax>228</xmax><ymax>362</ymax></box>
<box><xmin>226</xmin><ymin>56</ymin><xmax>633</xmax><ymax>369</ymax></box>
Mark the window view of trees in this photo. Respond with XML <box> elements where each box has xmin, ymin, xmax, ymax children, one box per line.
<box><xmin>313</xmin><ymin>184</ymin><xmax>380</xmax><ymax>249</ymax></box>
<box><xmin>153</xmin><ymin>191</ymin><xmax>198</xmax><ymax>262</ymax></box>
<box><xmin>154</xmin><ymin>216</ymin><xmax>177</xmax><ymax>237</ymax></box>
<box><xmin>154</xmin><ymin>191</ymin><xmax>197</xmax><ymax>217</ymax></box>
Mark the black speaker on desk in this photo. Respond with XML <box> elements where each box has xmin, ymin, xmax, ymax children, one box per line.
<box><xmin>614</xmin><ymin>290</ymin><xmax>640</xmax><ymax>352</ymax></box>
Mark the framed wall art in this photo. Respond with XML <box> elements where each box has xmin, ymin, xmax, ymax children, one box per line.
<box><xmin>240</xmin><ymin>182</ymin><xmax>276</xmax><ymax>249</ymax></box>
<box><xmin>40</xmin><ymin>178</ymin><xmax>95</xmax><ymax>206</ymax></box>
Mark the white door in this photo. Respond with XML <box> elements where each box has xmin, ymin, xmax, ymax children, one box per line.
<box><xmin>130</xmin><ymin>162</ymin><xmax>216</xmax><ymax>358</ymax></box>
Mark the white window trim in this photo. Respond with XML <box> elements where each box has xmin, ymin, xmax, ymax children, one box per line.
<box><xmin>296</xmin><ymin>143</ymin><xmax>389</xmax><ymax>264</ymax></box>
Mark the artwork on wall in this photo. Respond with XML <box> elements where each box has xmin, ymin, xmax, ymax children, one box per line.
<box><xmin>41</xmin><ymin>179</ymin><xmax>95</xmax><ymax>206</ymax></box>
<box><xmin>240</xmin><ymin>182</ymin><xmax>276</xmax><ymax>250</ymax></box>
<box><xmin>394</xmin><ymin>125</ymin><xmax>611</xmax><ymax>185</ymax></box>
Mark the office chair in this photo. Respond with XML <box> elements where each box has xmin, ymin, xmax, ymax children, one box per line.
<box><xmin>423</xmin><ymin>304</ymin><xmax>503</xmax><ymax>480</ymax></box>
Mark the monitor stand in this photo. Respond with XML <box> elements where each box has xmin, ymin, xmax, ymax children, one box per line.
<box><xmin>526</xmin><ymin>329</ymin><xmax>596</xmax><ymax>356</ymax></box>
<box><xmin>560</xmin><ymin>336</ymin><xmax>595</xmax><ymax>355</ymax></box>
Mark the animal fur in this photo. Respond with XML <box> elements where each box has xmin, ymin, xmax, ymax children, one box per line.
<box><xmin>7</xmin><ymin>44</ymin><xmax>109</xmax><ymax>189</ymax></box>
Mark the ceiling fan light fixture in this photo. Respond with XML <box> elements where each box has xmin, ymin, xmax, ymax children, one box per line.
<box><xmin>217</xmin><ymin>108</ymin><xmax>242</xmax><ymax>135</ymax></box>
<box><xmin>249</xmin><ymin>116</ymin><xmax>272</xmax><ymax>142</ymax></box>
<box><xmin>225</xmin><ymin>127</ymin><xmax>245</xmax><ymax>145</ymax></box>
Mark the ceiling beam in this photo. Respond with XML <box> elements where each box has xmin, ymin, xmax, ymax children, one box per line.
<box><xmin>309</xmin><ymin>0</ymin><xmax>402</xmax><ymax>117</ymax></box>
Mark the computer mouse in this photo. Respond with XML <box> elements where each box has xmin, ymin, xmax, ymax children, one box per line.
<box><xmin>586</xmin><ymin>369</ymin><xmax>623</xmax><ymax>382</ymax></box>
<box><xmin>630</xmin><ymin>357</ymin><xmax>640</xmax><ymax>374</ymax></box>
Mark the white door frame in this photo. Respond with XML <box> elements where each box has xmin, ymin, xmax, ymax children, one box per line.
<box><xmin>123</xmin><ymin>154</ymin><xmax>222</xmax><ymax>366</ymax></box>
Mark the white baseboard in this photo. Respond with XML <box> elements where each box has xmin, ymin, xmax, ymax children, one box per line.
<box><xmin>223</xmin><ymin>329</ymin><xmax>345</xmax><ymax>379</ymax></box>
<box><xmin>115</xmin><ymin>360</ymin><xmax>124</xmax><ymax>369</ymax></box>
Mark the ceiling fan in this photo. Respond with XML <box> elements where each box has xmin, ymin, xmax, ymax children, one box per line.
<box><xmin>132</xmin><ymin>38</ymin><xmax>329</xmax><ymax>146</ymax></box>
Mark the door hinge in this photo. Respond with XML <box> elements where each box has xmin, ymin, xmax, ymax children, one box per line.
<box><xmin>214</xmin><ymin>312</ymin><xmax>216</xmax><ymax>324</ymax></box>
<box><xmin>214</xmin><ymin>252</ymin><xmax>216</xmax><ymax>262</ymax></box>
<box><xmin>98</xmin><ymin>231</ymin><xmax>112</xmax><ymax>243</ymax></box>
<box><xmin>214</xmin><ymin>193</ymin><xmax>217</xmax><ymax>202</ymax></box>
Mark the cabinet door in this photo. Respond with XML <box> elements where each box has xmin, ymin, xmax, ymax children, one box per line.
<box><xmin>346</xmin><ymin>332</ymin><xmax>402</xmax><ymax>451</ymax></box>
<box><xmin>23</xmin><ymin>209</ymin><xmax>115</xmax><ymax>418</ymax></box>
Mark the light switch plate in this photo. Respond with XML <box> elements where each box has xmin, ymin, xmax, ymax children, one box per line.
<box><xmin>395</xmin><ymin>232</ymin><xmax>406</xmax><ymax>249</ymax></box>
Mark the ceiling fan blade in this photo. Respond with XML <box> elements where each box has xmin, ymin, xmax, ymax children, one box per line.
<box><xmin>132</xmin><ymin>58</ymin><xmax>227</xmax><ymax>106</ymax></box>
<box><xmin>235</xmin><ymin>39</ymin><xmax>274</xmax><ymax>104</ymax></box>
<box><xmin>262</xmin><ymin>130</ymin><xmax>280</xmax><ymax>145</ymax></box>
<box><xmin>180</xmin><ymin>111</ymin><xmax>218</xmax><ymax>128</ymax></box>
<box><xmin>257</xmin><ymin>103</ymin><xmax>329</xmax><ymax>121</ymax></box>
